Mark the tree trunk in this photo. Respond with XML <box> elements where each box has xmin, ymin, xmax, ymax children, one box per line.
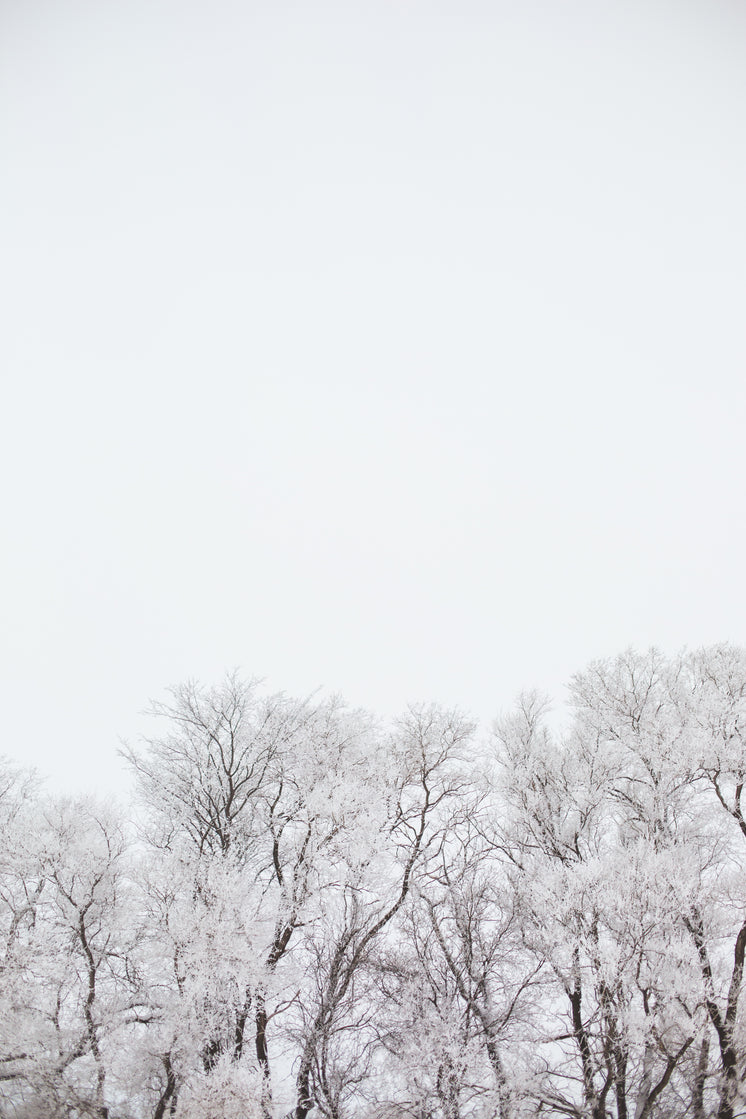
<box><xmin>691</xmin><ymin>1038</ymin><xmax>709</xmax><ymax>1119</ymax></box>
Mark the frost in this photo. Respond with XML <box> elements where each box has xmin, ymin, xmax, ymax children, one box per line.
<box><xmin>3</xmin><ymin>647</ymin><xmax>746</xmax><ymax>1118</ymax></box>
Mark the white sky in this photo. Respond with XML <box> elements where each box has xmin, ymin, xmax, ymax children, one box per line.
<box><xmin>2</xmin><ymin>0</ymin><xmax>745</xmax><ymax>794</ymax></box>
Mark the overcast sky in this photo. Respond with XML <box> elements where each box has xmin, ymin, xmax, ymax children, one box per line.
<box><xmin>2</xmin><ymin>0</ymin><xmax>745</xmax><ymax>793</ymax></box>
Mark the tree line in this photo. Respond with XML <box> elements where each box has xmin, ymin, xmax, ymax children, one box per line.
<box><xmin>2</xmin><ymin>644</ymin><xmax>746</xmax><ymax>1119</ymax></box>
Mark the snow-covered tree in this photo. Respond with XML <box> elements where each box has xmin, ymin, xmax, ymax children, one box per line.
<box><xmin>7</xmin><ymin>646</ymin><xmax>746</xmax><ymax>1118</ymax></box>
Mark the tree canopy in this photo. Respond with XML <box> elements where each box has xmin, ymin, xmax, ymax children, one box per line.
<box><xmin>3</xmin><ymin>645</ymin><xmax>746</xmax><ymax>1119</ymax></box>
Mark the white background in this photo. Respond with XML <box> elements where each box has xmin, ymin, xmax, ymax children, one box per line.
<box><xmin>2</xmin><ymin>0</ymin><xmax>745</xmax><ymax>792</ymax></box>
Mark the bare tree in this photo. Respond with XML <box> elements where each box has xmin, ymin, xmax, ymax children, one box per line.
<box><xmin>286</xmin><ymin>705</ymin><xmax>475</xmax><ymax>1119</ymax></box>
<box><xmin>124</xmin><ymin>677</ymin><xmax>383</xmax><ymax>1116</ymax></box>
<box><xmin>1</xmin><ymin>794</ymin><xmax>140</xmax><ymax>1119</ymax></box>
<box><xmin>9</xmin><ymin>649</ymin><xmax>746</xmax><ymax>1118</ymax></box>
